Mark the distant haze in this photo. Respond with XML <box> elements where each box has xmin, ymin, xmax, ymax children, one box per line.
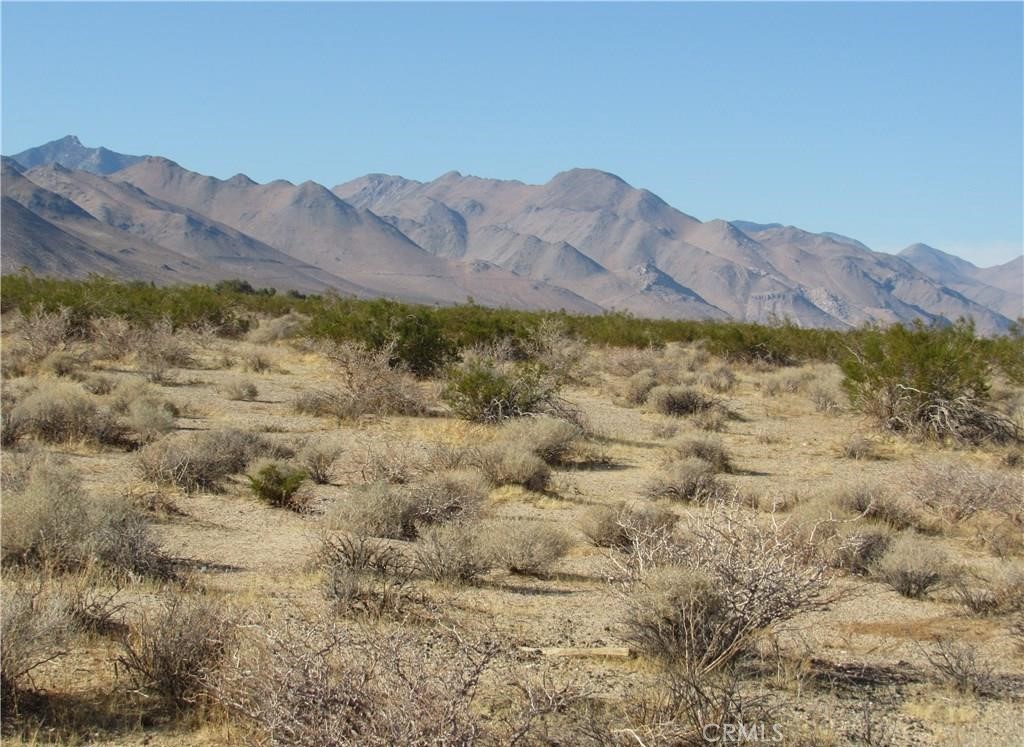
<box><xmin>1</xmin><ymin>3</ymin><xmax>1020</xmax><ymax>266</ymax></box>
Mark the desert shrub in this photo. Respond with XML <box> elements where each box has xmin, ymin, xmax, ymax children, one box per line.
<box><xmin>646</xmin><ymin>458</ymin><xmax>727</xmax><ymax>503</ymax></box>
<box><xmin>222</xmin><ymin>379</ymin><xmax>258</xmax><ymax>401</ymax></box>
<box><xmin>622</xmin><ymin>369</ymin><xmax>659</xmax><ymax>406</ymax></box>
<box><xmin>117</xmin><ymin>596</ymin><xmax>233</xmax><ymax>709</ymax></box>
<box><xmin>240</xmin><ymin>349</ymin><xmax>274</xmax><ymax>373</ymax></box>
<box><xmin>408</xmin><ymin>468</ymin><xmax>491</xmax><ymax>525</ymax></box>
<box><xmin>841</xmin><ymin>320</ymin><xmax>1020</xmax><ymax>444</ymax></box>
<box><xmin>210</xmin><ymin>619</ymin><xmax>492</xmax><ymax>746</ymax></box>
<box><xmin>136</xmin><ymin>429</ymin><xmax>283</xmax><ymax>492</ymax></box>
<box><xmin>953</xmin><ymin>564</ymin><xmax>1024</xmax><ymax>616</ymax></box>
<box><xmin>303</xmin><ymin>341</ymin><xmax>429</xmax><ymax>419</ymax></box>
<box><xmin>968</xmin><ymin>512</ymin><xmax>1024</xmax><ymax>558</ymax></box>
<box><xmin>620</xmin><ymin>503</ymin><xmax>833</xmax><ymax>670</ymax></box>
<box><xmin>9</xmin><ymin>382</ymin><xmax>125</xmax><ymax>445</ymax></box>
<box><xmin>318</xmin><ymin>533</ymin><xmax>415</xmax><ymax>617</ymax></box>
<box><xmin>357</xmin><ymin>440</ymin><xmax>424</xmax><ymax>484</ymax></box>
<box><xmin>39</xmin><ymin>349</ymin><xmax>85</xmax><ymax>378</ymax></box>
<box><xmin>829</xmin><ymin>524</ymin><xmax>895</xmax><ymax>575</ymax></box>
<box><xmin>906</xmin><ymin>459</ymin><xmax>1023</xmax><ymax>523</ymax></box>
<box><xmin>761</xmin><ymin>370</ymin><xmax>813</xmax><ymax>397</ymax></box>
<box><xmin>579</xmin><ymin>501</ymin><xmax>678</xmax><ymax>549</ymax></box>
<box><xmin>247</xmin><ymin>459</ymin><xmax>308</xmax><ymax>510</ymax></box>
<box><xmin>922</xmin><ymin>638</ymin><xmax>994</xmax><ymax>695</ymax></box>
<box><xmin>648</xmin><ymin>386</ymin><xmax>719</xmax><ymax>417</ymax></box>
<box><xmin>81</xmin><ymin>373</ymin><xmax>115</xmax><ymax>395</ymax></box>
<box><xmin>327</xmin><ymin>483</ymin><xmax>420</xmax><ymax>540</ymax></box>
<box><xmin>693</xmin><ymin>407</ymin><xmax>729</xmax><ymax>432</ymax></box>
<box><xmin>296</xmin><ymin>438</ymin><xmax>342</xmax><ymax>484</ymax></box>
<box><xmin>700</xmin><ymin>365</ymin><xmax>737</xmax><ymax>393</ymax></box>
<box><xmin>811</xmin><ymin>385</ymin><xmax>843</xmax><ymax>414</ymax></box>
<box><xmin>872</xmin><ymin>533</ymin><xmax>952</xmax><ymax>598</ymax></box>
<box><xmin>125</xmin><ymin>397</ymin><xmax>176</xmax><ymax>442</ymax></box>
<box><xmin>135</xmin><ymin>318</ymin><xmax>196</xmax><ymax>382</ymax></box>
<box><xmin>842</xmin><ymin>435</ymin><xmax>878</xmax><ymax>460</ymax></box>
<box><xmin>2</xmin><ymin>458</ymin><xmax>170</xmax><ymax>578</ymax></box>
<box><xmin>108</xmin><ymin>379</ymin><xmax>179</xmax><ymax>416</ymax></box>
<box><xmin>414</xmin><ymin>522</ymin><xmax>491</xmax><ymax>584</ymax></box>
<box><xmin>9</xmin><ymin>306</ymin><xmax>75</xmax><ymax>365</ymax></box>
<box><xmin>482</xmin><ymin>520</ymin><xmax>572</xmax><ymax>576</ymax></box>
<box><xmin>668</xmin><ymin>436</ymin><xmax>733</xmax><ymax>473</ymax></box>
<box><xmin>247</xmin><ymin>312</ymin><xmax>309</xmax><ymax>344</ymax></box>
<box><xmin>89</xmin><ymin>315</ymin><xmax>137</xmax><ymax>359</ymax></box>
<box><xmin>497</xmin><ymin>415</ymin><xmax>583</xmax><ymax>465</ymax></box>
<box><xmin>442</xmin><ymin>358</ymin><xmax>566</xmax><ymax>422</ymax></box>
<box><xmin>471</xmin><ymin>443</ymin><xmax>551</xmax><ymax>491</ymax></box>
<box><xmin>1</xmin><ymin>586</ymin><xmax>77</xmax><ymax>706</ymax></box>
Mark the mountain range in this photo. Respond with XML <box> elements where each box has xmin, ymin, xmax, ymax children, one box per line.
<box><xmin>3</xmin><ymin>135</ymin><xmax>1021</xmax><ymax>333</ymax></box>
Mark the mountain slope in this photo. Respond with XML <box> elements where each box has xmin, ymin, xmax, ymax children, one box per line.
<box><xmin>899</xmin><ymin>243</ymin><xmax>1023</xmax><ymax>319</ymax></box>
<box><xmin>10</xmin><ymin>135</ymin><xmax>144</xmax><ymax>175</ymax></box>
<box><xmin>113</xmin><ymin>158</ymin><xmax>602</xmax><ymax>313</ymax></box>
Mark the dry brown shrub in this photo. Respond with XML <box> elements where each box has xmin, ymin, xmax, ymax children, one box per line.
<box><xmin>907</xmin><ymin>459</ymin><xmax>1023</xmax><ymax>523</ymax></box>
<box><xmin>480</xmin><ymin>519</ymin><xmax>572</xmax><ymax>577</ymax></box>
<box><xmin>9</xmin><ymin>307</ymin><xmax>74</xmax><ymax>366</ymax></box>
<box><xmin>921</xmin><ymin>637</ymin><xmax>995</xmax><ymax>695</ymax></box>
<box><xmin>693</xmin><ymin>407</ymin><xmax>729</xmax><ymax>432</ymax></box>
<box><xmin>89</xmin><ymin>316</ymin><xmax>137</xmax><ymax>360</ymax></box>
<box><xmin>246</xmin><ymin>312</ymin><xmax>309</xmax><ymax>344</ymax></box>
<box><xmin>648</xmin><ymin>386</ymin><xmax>720</xmax><ymax>417</ymax></box>
<box><xmin>872</xmin><ymin>532</ymin><xmax>953</xmax><ymax>598</ymax></box>
<box><xmin>471</xmin><ymin>442</ymin><xmax>551</xmax><ymax>492</ymax></box>
<box><xmin>8</xmin><ymin>382</ymin><xmax>125</xmax><ymax>445</ymax></box>
<box><xmin>408</xmin><ymin>468</ymin><xmax>491</xmax><ymax>525</ymax></box>
<box><xmin>117</xmin><ymin>596</ymin><xmax>233</xmax><ymax>709</ymax></box>
<box><xmin>136</xmin><ymin>429</ymin><xmax>284</xmax><ymax>492</ymax></box>
<box><xmin>841</xmin><ymin>434</ymin><xmax>879</xmax><ymax>460</ymax></box>
<box><xmin>296</xmin><ymin>437</ymin><xmax>343</xmax><ymax>484</ymax></box>
<box><xmin>700</xmin><ymin>365</ymin><xmax>737</xmax><ymax>393</ymax></box>
<box><xmin>622</xmin><ymin>369</ymin><xmax>659</xmax><ymax>406</ymax></box>
<box><xmin>579</xmin><ymin>501</ymin><xmax>678</xmax><ymax>549</ymax></box>
<box><xmin>318</xmin><ymin>533</ymin><xmax>416</xmax><ymax>617</ymax></box>
<box><xmin>414</xmin><ymin>521</ymin><xmax>492</xmax><ymax>584</ymax></box>
<box><xmin>212</xmin><ymin>618</ymin><xmax>497</xmax><ymax>746</ymax></box>
<box><xmin>326</xmin><ymin>483</ymin><xmax>420</xmax><ymax>540</ymax></box>
<box><xmin>667</xmin><ymin>436</ymin><xmax>734</xmax><ymax>473</ymax></box>
<box><xmin>134</xmin><ymin>319</ymin><xmax>195</xmax><ymax>383</ymax></box>
<box><xmin>222</xmin><ymin>379</ymin><xmax>258</xmax><ymax>401</ymax></box>
<box><xmin>496</xmin><ymin>415</ymin><xmax>583</xmax><ymax>465</ymax></box>
<box><xmin>646</xmin><ymin>458</ymin><xmax>728</xmax><ymax>504</ymax></box>
<box><xmin>1</xmin><ymin>585</ymin><xmax>78</xmax><ymax>706</ymax></box>
<box><xmin>967</xmin><ymin>511</ymin><xmax>1024</xmax><ymax>558</ymax></box>
<box><xmin>953</xmin><ymin>564</ymin><xmax>1024</xmax><ymax>616</ymax></box>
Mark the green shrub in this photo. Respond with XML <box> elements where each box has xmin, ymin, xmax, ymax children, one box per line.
<box><xmin>840</xmin><ymin>320</ymin><xmax>1020</xmax><ymax>444</ymax></box>
<box><xmin>442</xmin><ymin>359</ymin><xmax>562</xmax><ymax>422</ymax></box>
<box><xmin>247</xmin><ymin>460</ymin><xmax>308</xmax><ymax>510</ymax></box>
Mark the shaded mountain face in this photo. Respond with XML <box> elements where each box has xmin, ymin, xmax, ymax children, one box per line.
<box><xmin>9</xmin><ymin>135</ymin><xmax>144</xmax><ymax>175</ymax></box>
<box><xmin>3</xmin><ymin>138</ymin><xmax>1019</xmax><ymax>332</ymax></box>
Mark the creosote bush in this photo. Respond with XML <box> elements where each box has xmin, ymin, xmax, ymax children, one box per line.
<box><xmin>247</xmin><ymin>459</ymin><xmax>308</xmax><ymax>510</ymax></box>
<box><xmin>442</xmin><ymin>358</ymin><xmax>566</xmax><ymax>423</ymax></box>
<box><xmin>872</xmin><ymin>532</ymin><xmax>952</xmax><ymax>598</ymax></box>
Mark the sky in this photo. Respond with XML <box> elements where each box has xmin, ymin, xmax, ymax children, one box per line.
<box><xmin>2</xmin><ymin>2</ymin><xmax>1022</xmax><ymax>267</ymax></box>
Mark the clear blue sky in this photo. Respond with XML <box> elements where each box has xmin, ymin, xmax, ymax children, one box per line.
<box><xmin>2</xmin><ymin>2</ymin><xmax>1022</xmax><ymax>266</ymax></box>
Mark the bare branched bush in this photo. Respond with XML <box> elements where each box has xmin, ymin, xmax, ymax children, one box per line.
<box><xmin>701</xmin><ymin>365</ymin><xmax>738</xmax><ymax>393</ymax></box>
<box><xmin>648</xmin><ymin>386</ymin><xmax>720</xmax><ymax>417</ymax></box>
<box><xmin>134</xmin><ymin>319</ymin><xmax>196</xmax><ymax>383</ymax></box>
<box><xmin>9</xmin><ymin>382</ymin><xmax>125</xmax><ymax>445</ymax></box>
<box><xmin>222</xmin><ymin>379</ymin><xmax>259</xmax><ymax>401</ymax></box>
<box><xmin>296</xmin><ymin>438</ymin><xmax>342</xmax><ymax>484</ymax></box>
<box><xmin>326</xmin><ymin>483</ymin><xmax>420</xmax><ymax>540</ymax></box>
<box><xmin>842</xmin><ymin>435</ymin><xmax>879</xmax><ymax>460</ymax></box>
<box><xmin>921</xmin><ymin>637</ymin><xmax>994</xmax><ymax>695</ymax></box>
<box><xmin>211</xmin><ymin>618</ymin><xmax>498</xmax><ymax>746</ymax></box>
<box><xmin>10</xmin><ymin>306</ymin><xmax>74</xmax><ymax>366</ymax></box>
<box><xmin>89</xmin><ymin>315</ymin><xmax>137</xmax><ymax>360</ymax></box>
<box><xmin>667</xmin><ymin>436</ymin><xmax>734</xmax><ymax>473</ymax></box>
<box><xmin>136</xmin><ymin>429</ymin><xmax>284</xmax><ymax>492</ymax></box>
<box><xmin>872</xmin><ymin>533</ymin><xmax>952</xmax><ymax>598</ymax></box>
<box><xmin>471</xmin><ymin>442</ymin><xmax>551</xmax><ymax>492</ymax></box>
<box><xmin>481</xmin><ymin>519</ymin><xmax>572</xmax><ymax>577</ymax></box>
<box><xmin>953</xmin><ymin>564</ymin><xmax>1024</xmax><ymax>616</ymax></box>
<box><xmin>357</xmin><ymin>440</ymin><xmax>424</xmax><ymax>484</ymax></box>
<box><xmin>322</xmin><ymin>340</ymin><xmax>429</xmax><ymax>418</ymax></box>
<box><xmin>646</xmin><ymin>458</ymin><xmax>728</xmax><ymax>503</ymax></box>
<box><xmin>1</xmin><ymin>585</ymin><xmax>77</xmax><ymax>706</ymax></box>
<box><xmin>811</xmin><ymin>385</ymin><xmax>843</xmax><ymax>414</ymax></box>
<box><xmin>579</xmin><ymin>501</ymin><xmax>678</xmax><ymax>550</ymax></box>
<box><xmin>318</xmin><ymin>533</ymin><xmax>416</xmax><ymax>617</ymax></box>
<box><xmin>620</xmin><ymin>503</ymin><xmax>834</xmax><ymax>671</ymax></box>
<box><xmin>117</xmin><ymin>596</ymin><xmax>233</xmax><ymax>709</ymax></box>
